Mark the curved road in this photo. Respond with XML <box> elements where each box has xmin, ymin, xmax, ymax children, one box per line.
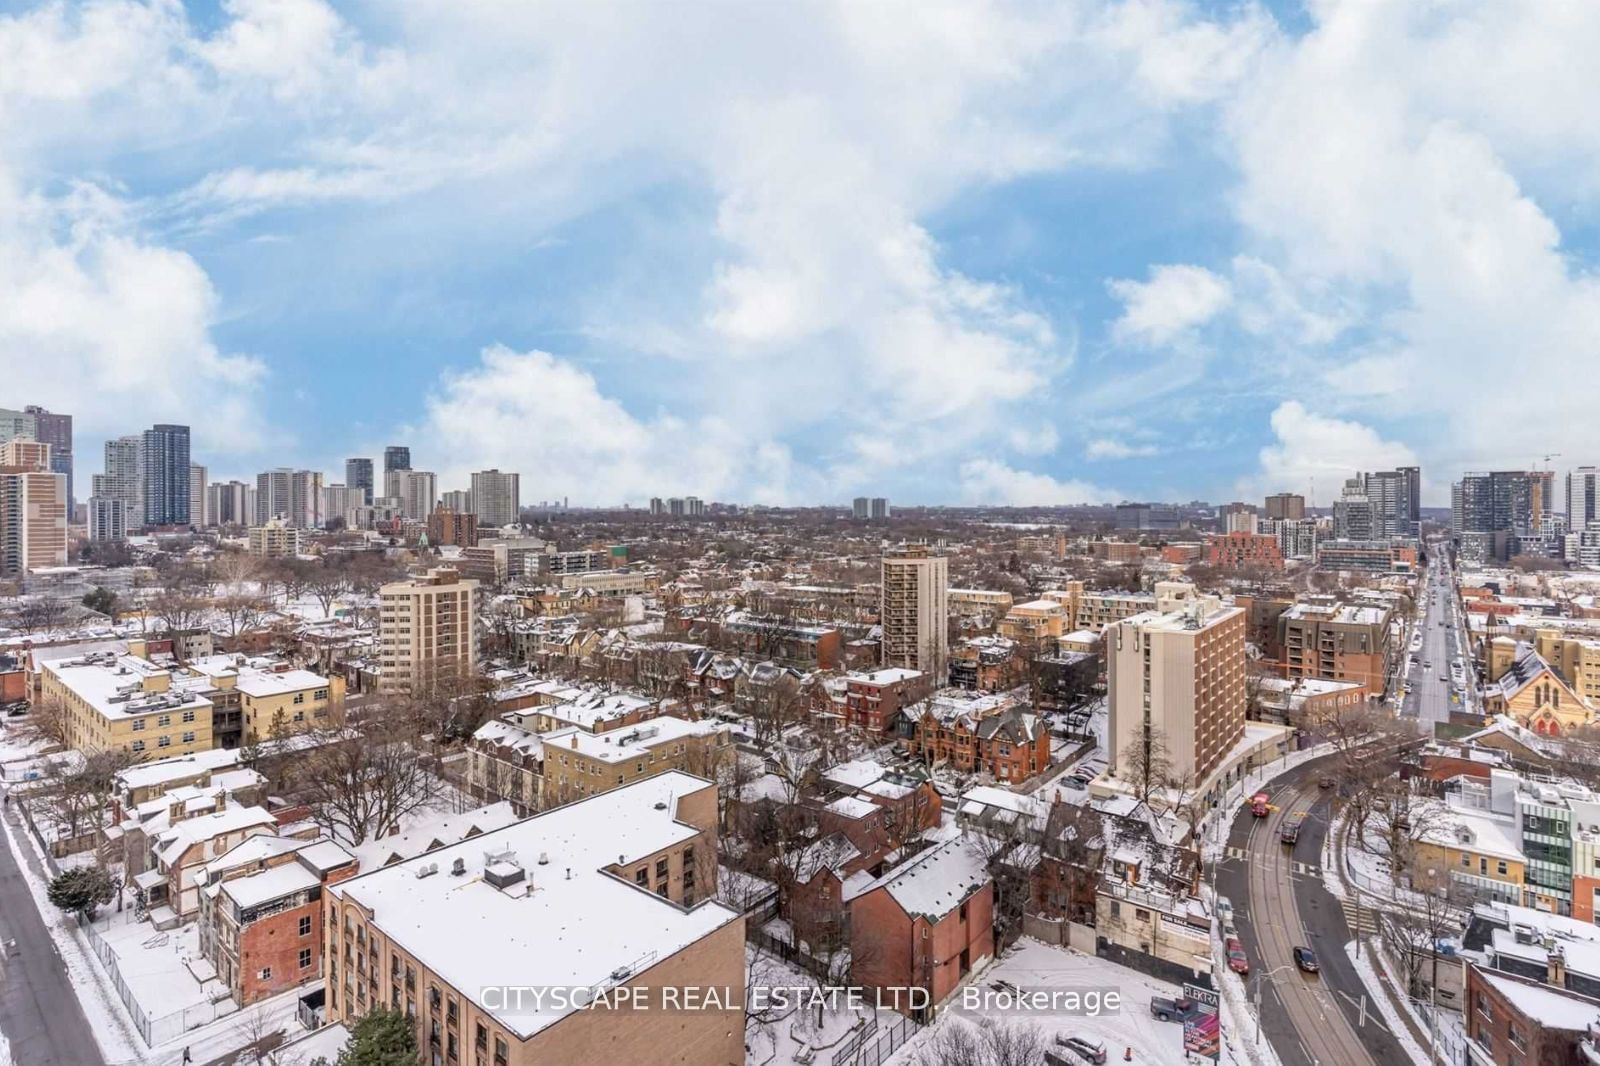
<box><xmin>1216</xmin><ymin>753</ymin><xmax>1407</xmax><ymax>1066</ymax></box>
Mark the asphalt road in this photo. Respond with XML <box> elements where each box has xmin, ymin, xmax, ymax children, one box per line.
<box><xmin>1216</xmin><ymin>752</ymin><xmax>1409</xmax><ymax>1066</ymax></box>
<box><xmin>0</xmin><ymin>802</ymin><xmax>109</xmax><ymax>1066</ymax></box>
<box><xmin>1401</xmin><ymin>545</ymin><xmax>1474</xmax><ymax>729</ymax></box>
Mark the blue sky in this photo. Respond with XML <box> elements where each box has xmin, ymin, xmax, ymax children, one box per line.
<box><xmin>4</xmin><ymin>0</ymin><xmax>1598</xmax><ymax>508</ymax></box>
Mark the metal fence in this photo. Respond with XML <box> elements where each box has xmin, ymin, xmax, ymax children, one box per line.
<box><xmin>831</xmin><ymin>1013</ymin><xmax>915</xmax><ymax>1066</ymax></box>
<box><xmin>76</xmin><ymin>910</ymin><xmax>230</xmax><ymax>1046</ymax></box>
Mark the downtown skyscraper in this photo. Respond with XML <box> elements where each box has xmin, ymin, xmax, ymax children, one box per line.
<box><xmin>140</xmin><ymin>424</ymin><xmax>192</xmax><ymax>527</ymax></box>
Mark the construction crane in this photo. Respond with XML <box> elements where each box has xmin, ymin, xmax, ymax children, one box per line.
<box><xmin>1540</xmin><ymin>452</ymin><xmax>1562</xmax><ymax>469</ymax></box>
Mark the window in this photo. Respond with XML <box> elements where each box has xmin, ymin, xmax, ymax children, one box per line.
<box><xmin>131</xmin><ymin>739</ymin><xmax>145</xmax><ymax>753</ymax></box>
<box><xmin>182</xmin><ymin>731</ymin><xmax>195</xmax><ymax>743</ymax></box>
<box><xmin>182</xmin><ymin>710</ymin><xmax>196</xmax><ymax>723</ymax></box>
<box><xmin>158</xmin><ymin>715</ymin><xmax>171</xmax><ymax>727</ymax></box>
<box><xmin>158</xmin><ymin>736</ymin><xmax>172</xmax><ymax>748</ymax></box>
<box><xmin>299</xmin><ymin>948</ymin><xmax>313</xmax><ymax>969</ymax></box>
<box><xmin>476</xmin><ymin>1024</ymin><xmax>487</xmax><ymax>1049</ymax></box>
<box><xmin>635</xmin><ymin>868</ymin><xmax>648</xmax><ymax>886</ymax></box>
<box><xmin>1496</xmin><ymin>861</ymin><xmax>1508</xmax><ymax>876</ymax></box>
<box><xmin>132</xmin><ymin>719</ymin><xmax>146</xmax><ymax>731</ymax></box>
<box><xmin>1460</xmin><ymin>853</ymin><xmax>1470</xmax><ymax>868</ymax></box>
<box><xmin>294</xmin><ymin>692</ymin><xmax>305</xmax><ymax>704</ymax></box>
<box><xmin>300</xmin><ymin>916</ymin><xmax>313</xmax><ymax>936</ymax></box>
<box><xmin>656</xmin><ymin>857</ymin><xmax>668</xmax><ymax>879</ymax></box>
<box><xmin>315</xmin><ymin>688</ymin><xmax>329</xmax><ymax>700</ymax></box>
<box><xmin>258</xmin><ymin>967</ymin><xmax>272</xmax><ymax>980</ymax></box>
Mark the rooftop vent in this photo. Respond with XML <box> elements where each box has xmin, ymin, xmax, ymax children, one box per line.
<box><xmin>415</xmin><ymin>862</ymin><xmax>439</xmax><ymax>879</ymax></box>
<box><xmin>485</xmin><ymin>861</ymin><xmax>526</xmax><ymax>890</ymax></box>
<box><xmin>450</xmin><ymin>857</ymin><xmax>466</xmax><ymax>876</ymax></box>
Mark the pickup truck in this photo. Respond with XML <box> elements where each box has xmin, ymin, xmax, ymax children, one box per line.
<box><xmin>1149</xmin><ymin>995</ymin><xmax>1203</xmax><ymax>1023</ymax></box>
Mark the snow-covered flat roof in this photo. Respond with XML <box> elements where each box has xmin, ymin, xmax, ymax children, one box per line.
<box><xmin>823</xmin><ymin>759</ymin><xmax>888</xmax><ymax>791</ymax></box>
<box><xmin>824</xmin><ymin>796</ymin><xmax>880</xmax><ymax>821</ymax></box>
<box><xmin>540</xmin><ymin>716</ymin><xmax>723</xmax><ymax>764</ymax></box>
<box><xmin>234</xmin><ymin>668</ymin><xmax>330</xmax><ymax>698</ymax></box>
<box><xmin>333</xmin><ymin>772</ymin><xmax>740</xmax><ymax>1040</ymax></box>
<box><xmin>221</xmin><ymin>862</ymin><xmax>321</xmax><ymax>910</ymax></box>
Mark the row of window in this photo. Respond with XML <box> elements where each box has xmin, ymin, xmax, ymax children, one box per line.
<box><xmin>131</xmin><ymin>731</ymin><xmax>197</xmax><ymax>752</ymax></box>
<box><xmin>132</xmin><ymin>709</ymin><xmax>199</xmax><ymax>730</ymax></box>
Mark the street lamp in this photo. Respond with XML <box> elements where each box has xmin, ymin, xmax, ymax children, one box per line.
<box><xmin>1251</xmin><ymin>964</ymin><xmax>1301</xmax><ymax>1042</ymax></box>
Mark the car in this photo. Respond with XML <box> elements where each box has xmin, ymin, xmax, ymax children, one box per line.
<box><xmin>1055</xmin><ymin>1035</ymin><xmax>1108</xmax><ymax>1065</ymax></box>
<box><xmin>1226</xmin><ymin>937</ymin><xmax>1250</xmax><ymax>975</ymax></box>
<box><xmin>1423</xmin><ymin>661</ymin><xmax>1432</xmax><ymax>669</ymax></box>
<box><xmin>1294</xmin><ymin>946</ymin><xmax>1320</xmax><ymax>972</ymax></box>
<box><xmin>1215</xmin><ymin>895</ymin><xmax>1234</xmax><ymax>925</ymax></box>
<box><xmin>1318</xmin><ymin>776</ymin><xmax>1337</xmax><ymax>789</ymax></box>
<box><xmin>1149</xmin><ymin>996</ymin><xmax>1201</xmax><ymax>1023</ymax></box>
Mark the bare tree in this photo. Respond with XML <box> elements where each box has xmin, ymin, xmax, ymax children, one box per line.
<box><xmin>916</xmin><ymin>1019</ymin><xmax>1047</xmax><ymax>1066</ymax></box>
<box><xmin>17</xmin><ymin>695</ymin><xmax>72</xmax><ymax>748</ymax></box>
<box><xmin>306</xmin><ymin>560</ymin><xmax>349</xmax><ymax>617</ymax></box>
<box><xmin>1119</xmin><ymin>728</ymin><xmax>1173</xmax><ymax>807</ymax></box>
<box><xmin>298</xmin><ymin>717</ymin><xmax>443</xmax><ymax>845</ymax></box>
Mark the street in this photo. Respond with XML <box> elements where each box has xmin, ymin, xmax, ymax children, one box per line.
<box><xmin>0</xmin><ymin>803</ymin><xmax>109</xmax><ymax>1066</ymax></box>
<box><xmin>1217</xmin><ymin>753</ymin><xmax>1406</xmax><ymax>1066</ymax></box>
<box><xmin>1401</xmin><ymin>543</ymin><xmax>1474</xmax><ymax>729</ymax></box>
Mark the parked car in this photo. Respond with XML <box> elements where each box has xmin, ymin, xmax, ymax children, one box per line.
<box><xmin>1293</xmin><ymin>946</ymin><xmax>1319</xmax><ymax>973</ymax></box>
<box><xmin>1055</xmin><ymin>1035</ymin><xmax>1108</xmax><ymax>1065</ymax></box>
<box><xmin>1226</xmin><ymin>937</ymin><xmax>1249</xmax><ymax>975</ymax></box>
<box><xmin>1215</xmin><ymin>895</ymin><xmax>1234</xmax><ymax>926</ymax></box>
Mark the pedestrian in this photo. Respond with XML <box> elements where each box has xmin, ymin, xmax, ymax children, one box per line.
<box><xmin>182</xmin><ymin>1047</ymin><xmax>191</xmax><ymax>1065</ymax></box>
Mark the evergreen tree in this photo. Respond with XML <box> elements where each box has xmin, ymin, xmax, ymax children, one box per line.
<box><xmin>46</xmin><ymin>866</ymin><xmax>115</xmax><ymax>920</ymax></box>
<box><xmin>335</xmin><ymin>1007</ymin><xmax>419</xmax><ymax>1066</ymax></box>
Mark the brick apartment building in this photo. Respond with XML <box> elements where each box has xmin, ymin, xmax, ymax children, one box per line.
<box><xmin>844</xmin><ymin>667</ymin><xmax>933</xmax><ymax>735</ymax></box>
<box><xmin>198</xmin><ymin>835</ymin><xmax>359</xmax><ymax>1005</ymax></box>
<box><xmin>1204</xmin><ymin>531</ymin><xmax>1285</xmax><ymax>573</ymax></box>
<box><xmin>324</xmin><ymin>772</ymin><xmax>745</xmax><ymax>1066</ymax></box>
<box><xmin>851</xmin><ymin>838</ymin><xmax>995</xmax><ymax>1019</ymax></box>
<box><xmin>1464</xmin><ymin>963</ymin><xmax>1600</xmax><ymax>1065</ymax></box>
<box><xmin>1279</xmin><ymin>602</ymin><xmax>1395</xmax><ymax>695</ymax></box>
<box><xmin>902</xmin><ymin>690</ymin><xmax>1051</xmax><ymax>784</ymax></box>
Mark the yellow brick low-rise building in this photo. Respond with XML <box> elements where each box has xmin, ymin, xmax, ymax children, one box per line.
<box><xmin>40</xmin><ymin>650</ymin><xmax>214</xmax><ymax>759</ymax></box>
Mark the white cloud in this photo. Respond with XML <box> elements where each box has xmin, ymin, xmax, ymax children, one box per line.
<box><xmin>957</xmin><ymin>459</ymin><xmax>1119</xmax><ymax>506</ymax></box>
<box><xmin>1084</xmin><ymin>437</ymin><xmax>1159</xmax><ymax>460</ymax></box>
<box><xmin>1220</xmin><ymin>2</ymin><xmax>1600</xmax><ymax>490</ymax></box>
<box><xmin>1241</xmin><ymin>401</ymin><xmax>1417</xmax><ymax>502</ymax></box>
<box><xmin>0</xmin><ymin>173</ymin><xmax>266</xmax><ymax>453</ymax></box>
<box><xmin>1108</xmin><ymin>263</ymin><xmax>1232</xmax><ymax>346</ymax></box>
<box><xmin>416</xmin><ymin>346</ymin><xmax>806</xmax><ymax>505</ymax></box>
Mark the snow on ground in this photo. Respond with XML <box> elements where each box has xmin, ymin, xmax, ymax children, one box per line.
<box><xmin>145</xmin><ymin>983</ymin><xmax>315</xmax><ymax>1066</ymax></box>
<box><xmin>0</xmin><ymin>1024</ymin><xmax>11</xmax><ymax>1066</ymax></box>
<box><xmin>744</xmin><ymin>946</ymin><xmax>894</xmax><ymax>1065</ymax></box>
<box><xmin>1344</xmin><ymin>942</ymin><xmax>1428</xmax><ymax>1065</ymax></box>
<box><xmin>0</xmin><ymin>803</ymin><xmax>144</xmax><ymax>1063</ymax></box>
<box><xmin>90</xmin><ymin>907</ymin><xmax>224</xmax><ymax>1021</ymax></box>
<box><xmin>887</xmin><ymin>939</ymin><xmax>1190</xmax><ymax>1065</ymax></box>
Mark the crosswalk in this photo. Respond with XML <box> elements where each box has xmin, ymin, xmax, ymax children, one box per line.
<box><xmin>1219</xmin><ymin>845</ymin><xmax>1320</xmax><ymax>879</ymax></box>
<box><xmin>1341</xmin><ymin>899</ymin><xmax>1382</xmax><ymax>935</ymax></box>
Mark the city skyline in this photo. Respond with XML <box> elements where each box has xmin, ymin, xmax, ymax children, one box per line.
<box><xmin>5</xmin><ymin>2</ymin><xmax>1597</xmax><ymax>506</ymax></box>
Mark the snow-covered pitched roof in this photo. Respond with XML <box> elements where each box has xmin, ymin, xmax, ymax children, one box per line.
<box><xmin>350</xmin><ymin>801</ymin><xmax>521</xmax><ymax>870</ymax></box>
<box><xmin>863</xmin><ymin>838</ymin><xmax>990</xmax><ymax>920</ymax></box>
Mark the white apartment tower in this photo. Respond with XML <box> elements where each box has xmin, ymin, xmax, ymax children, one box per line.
<box><xmin>880</xmin><ymin>544</ymin><xmax>949</xmax><ymax>680</ymax></box>
<box><xmin>396</xmin><ymin>470</ymin><xmax>438</xmax><ymax>521</ymax></box>
<box><xmin>255</xmin><ymin>468</ymin><xmax>324</xmax><ymax>528</ymax></box>
<box><xmin>1569</xmin><ymin>466</ymin><xmax>1600</xmax><ymax>529</ymax></box>
<box><xmin>469</xmin><ymin>469</ymin><xmax>520</xmax><ymax>528</ymax></box>
<box><xmin>379</xmin><ymin>567</ymin><xmax>479</xmax><ymax>696</ymax></box>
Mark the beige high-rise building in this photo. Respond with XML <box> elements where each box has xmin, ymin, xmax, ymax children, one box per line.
<box><xmin>881</xmin><ymin>545</ymin><xmax>948</xmax><ymax>680</ymax></box>
<box><xmin>1106</xmin><ymin>597</ymin><xmax>1246</xmax><ymax>790</ymax></box>
<box><xmin>469</xmin><ymin>469</ymin><xmax>520</xmax><ymax>528</ymax></box>
<box><xmin>396</xmin><ymin>469</ymin><xmax>438</xmax><ymax>521</ymax></box>
<box><xmin>0</xmin><ymin>439</ymin><xmax>68</xmax><ymax>575</ymax></box>
<box><xmin>247</xmin><ymin>519</ymin><xmax>301</xmax><ymax>558</ymax></box>
<box><xmin>379</xmin><ymin>567</ymin><xmax>479</xmax><ymax>696</ymax></box>
<box><xmin>190</xmin><ymin>463</ymin><xmax>208</xmax><ymax>527</ymax></box>
<box><xmin>1265</xmin><ymin>493</ymin><xmax>1306</xmax><ymax>521</ymax></box>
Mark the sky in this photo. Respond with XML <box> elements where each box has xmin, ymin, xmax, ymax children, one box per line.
<box><xmin>2</xmin><ymin>0</ymin><xmax>1597</xmax><ymax>509</ymax></box>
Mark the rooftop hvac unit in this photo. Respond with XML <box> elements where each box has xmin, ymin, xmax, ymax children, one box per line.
<box><xmin>415</xmin><ymin>862</ymin><xmax>439</xmax><ymax>879</ymax></box>
<box><xmin>450</xmin><ymin>857</ymin><xmax>466</xmax><ymax>876</ymax></box>
<box><xmin>485</xmin><ymin>861</ymin><xmax>526</xmax><ymax>890</ymax></box>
